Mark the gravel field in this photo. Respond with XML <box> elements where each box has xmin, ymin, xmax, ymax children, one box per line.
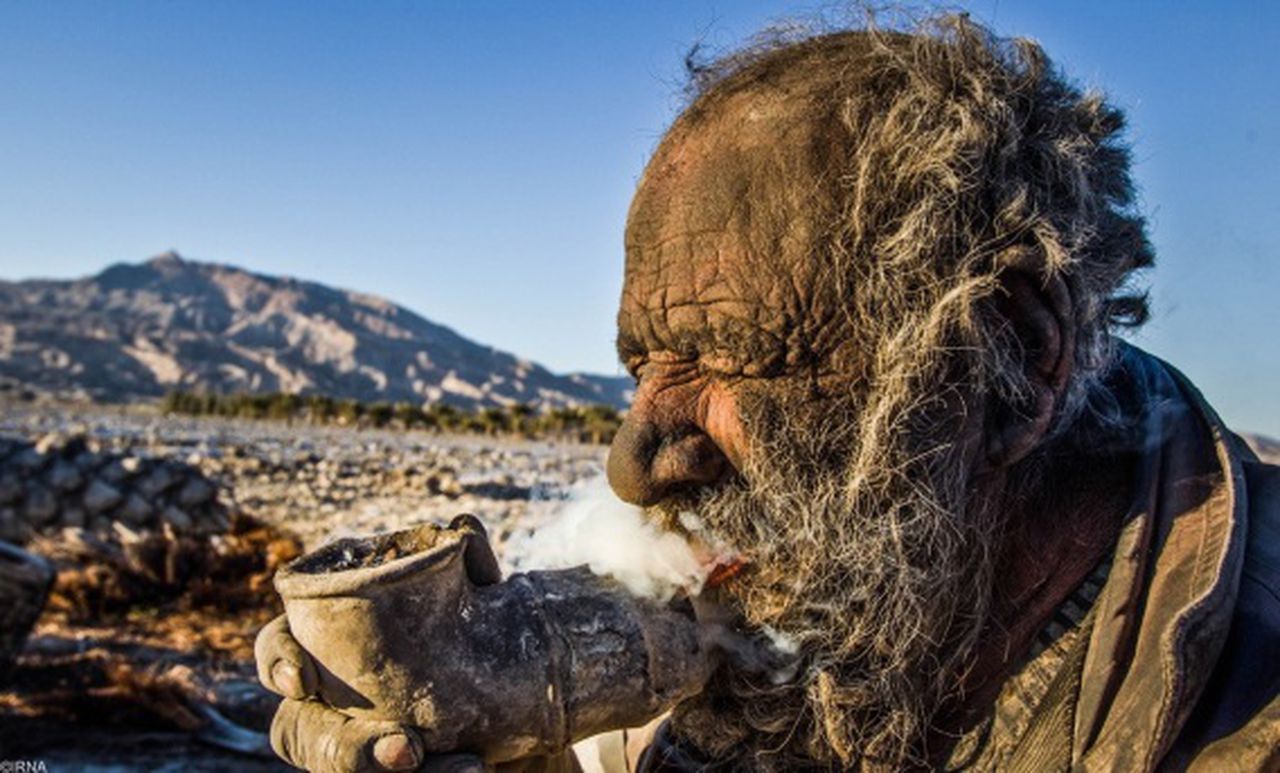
<box><xmin>0</xmin><ymin>403</ymin><xmax>608</xmax><ymax>559</ymax></box>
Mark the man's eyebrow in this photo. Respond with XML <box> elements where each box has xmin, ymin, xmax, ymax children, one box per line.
<box><xmin>617</xmin><ymin>319</ymin><xmax>783</xmax><ymax>364</ymax></box>
<box><xmin>615</xmin><ymin>326</ymin><xmax>707</xmax><ymax>365</ymax></box>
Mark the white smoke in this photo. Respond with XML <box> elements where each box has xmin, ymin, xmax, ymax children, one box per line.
<box><xmin>513</xmin><ymin>476</ymin><xmax>803</xmax><ymax>688</ymax></box>
<box><xmin>509</xmin><ymin>475</ymin><xmax>710</xmax><ymax>601</ymax></box>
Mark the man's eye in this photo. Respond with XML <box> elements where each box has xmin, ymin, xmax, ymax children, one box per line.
<box><xmin>625</xmin><ymin>357</ymin><xmax>647</xmax><ymax>381</ymax></box>
<box><xmin>698</xmin><ymin>353</ymin><xmax>744</xmax><ymax>377</ymax></box>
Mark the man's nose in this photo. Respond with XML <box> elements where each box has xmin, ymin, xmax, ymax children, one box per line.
<box><xmin>606</xmin><ymin>403</ymin><xmax>730</xmax><ymax>507</ymax></box>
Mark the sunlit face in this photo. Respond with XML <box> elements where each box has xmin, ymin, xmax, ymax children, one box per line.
<box><xmin>606</xmin><ymin>83</ymin><xmax>1000</xmax><ymax>769</ymax></box>
<box><xmin>608</xmin><ymin>85</ymin><xmax>868</xmax><ymax>511</ymax></box>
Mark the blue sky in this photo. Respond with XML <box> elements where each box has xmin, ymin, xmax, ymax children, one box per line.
<box><xmin>0</xmin><ymin>2</ymin><xmax>1276</xmax><ymax>435</ymax></box>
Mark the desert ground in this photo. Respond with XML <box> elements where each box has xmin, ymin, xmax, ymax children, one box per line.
<box><xmin>0</xmin><ymin>402</ymin><xmax>607</xmax><ymax>770</ymax></box>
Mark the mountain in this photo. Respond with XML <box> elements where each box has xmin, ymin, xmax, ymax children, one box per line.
<box><xmin>0</xmin><ymin>251</ymin><xmax>633</xmax><ymax>410</ymax></box>
<box><xmin>1244</xmin><ymin>434</ymin><xmax>1280</xmax><ymax>465</ymax></box>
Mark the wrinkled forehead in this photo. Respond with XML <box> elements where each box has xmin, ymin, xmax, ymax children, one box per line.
<box><xmin>619</xmin><ymin>87</ymin><xmax>837</xmax><ymax>369</ymax></box>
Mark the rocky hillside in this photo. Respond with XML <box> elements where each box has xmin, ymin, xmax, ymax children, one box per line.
<box><xmin>1244</xmin><ymin>433</ymin><xmax>1280</xmax><ymax>465</ymax></box>
<box><xmin>0</xmin><ymin>252</ymin><xmax>632</xmax><ymax>409</ymax></box>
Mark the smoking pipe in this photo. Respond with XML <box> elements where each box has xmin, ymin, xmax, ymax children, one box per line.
<box><xmin>273</xmin><ymin>515</ymin><xmax>717</xmax><ymax>763</ymax></box>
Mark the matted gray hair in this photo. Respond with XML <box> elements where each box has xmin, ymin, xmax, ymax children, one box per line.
<box><xmin>660</xmin><ymin>10</ymin><xmax>1155</xmax><ymax>769</ymax></box>
<box><xmin>682</xmin><ymin>9</ymin><xmax>1153</xmax><ymax>441</ymax></box>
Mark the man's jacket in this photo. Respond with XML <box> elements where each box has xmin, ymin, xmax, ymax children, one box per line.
<box><xmin>941</xmin><ymin>347</ymin><xmax>1280</xmax><ymax>771</ymax></box>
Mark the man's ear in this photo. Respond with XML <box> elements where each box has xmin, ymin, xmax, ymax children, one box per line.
<box><xmin>983</xmin><ymin>269</ymin><xmax>1075</xmax><ymax>470</ymax></box>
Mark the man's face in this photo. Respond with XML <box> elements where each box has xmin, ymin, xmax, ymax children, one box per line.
<box><xmin>610</xmin><ymin>86</ymin><xmax>857</xmax><ymax>506</ymax></box>
<box><xmin>608</xmin><ymin>89</ymin><xmax>1000</xmax><ymax>767</ymax></box>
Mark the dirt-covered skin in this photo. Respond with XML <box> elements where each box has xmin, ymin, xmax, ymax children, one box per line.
<box><xmin>610</xmin><ymin>76</ymin><xmax>845</xmax><ymax>507</ymax></box>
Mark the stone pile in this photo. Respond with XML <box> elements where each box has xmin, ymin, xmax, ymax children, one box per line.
<box><xmin>0</xmin><ymin>433</ymin><xmax>231</xmax><ymax>545</ymax></box>
<box><xmin>0</xmin><ymin>406</ymin><xmax>610</xmax><ymax>554</ymax></box>
<box><xmin>212</xmin><ymin>446</ymin><xmax>466</xmax><ymax>508</ymax></box>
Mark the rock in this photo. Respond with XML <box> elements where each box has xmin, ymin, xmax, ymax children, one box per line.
<box><xmin>176</xmin><ymin>477</ymin><xmax>215</xmax><ymax>507</ymax></box>
<box><xmin>98</xmin><ymin>459</ymin><xmax>129</xmax><ymax>484</ymax></box>
<box><xmin>117</xmin><ymin>494</ymin><xmax>154</xmax><ymax>527</ymax></box>
<box><xmin>13</xmin><ymin>447</ymin><xmax>47</xmax><ymax>472</ymax></box>
<box><xmin>73</xmin><ymin>450</ymin><xmax>104</xmax><ymax>471</ymax></box>
<box><xmin>137</xmin><ymin>465</ymin><xmax>177</xmax><ymax>498</ymax></box>
<box><xmin>83</xmin><ymin>480</ymin><xmax>123</xmax><ymax>514</ymax></box>
<box><xmin>121</xmin><ymin>456</ymin><xmax>144</xmax><ymax>474</ymax></box>
<box><xmin>0</xmin><ymin>437</ymin><xmax>23</xmax><ymax>460</ymax></box>
<box><xmin>206</xmin><ymin>508</ymin><xmax>231</xmax><ymax>533</ymax></box>
<box><xmin>61</xmin><ymin>506</ymin><xmax>87</xmax><ymax>528</ymax></box>
<box><xmin>160</xmin><ymin>505</ymin><xmax>193</xmax><ymax>530</ymax></box>
<box><xmin>31</xmin><ymin>432</ymin><xmax>87</xmax><ymax>458</ymax></box>
<box><xmin>22</xmin><ymin>484</ymin><xmax>59</xmax><ymax>524</ymax></box>
<box><xmin>427</xmin><ymin>471</ymin><xmax>463</xmax><ymax>497</ymax></box>
<box><xmin>58</xmin><ymin>435</ymin><xmax>89</xmax><ymax>458</ymax></box>
<box><xmin>0</xmin><ymin>474</ymin><xmax>22</xmax><ymax>505</ymax></box>
<box><xmin>46</xmin><ymin>460</ymin><xmax>84</xmax><ymax>493</ymax></box>
<box><xmin>33</xmin><ymin>433</ymin><xmax>62</xmax><ymax>455</ymax></box>
<box><xmin>0</xmin><ymin>507</ymin><xmax>26</xmax><ymax>542</ymax></box>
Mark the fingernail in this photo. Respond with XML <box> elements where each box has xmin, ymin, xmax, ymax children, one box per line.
<box><xmin>372</xmin><ymin>733</ymin><xmax>421</xmax><ymax>771</ymax></box>
<box><xmin>272</xmin><ymin>661</ymin><xmax>302</xmax><ymax>696</ymax></box>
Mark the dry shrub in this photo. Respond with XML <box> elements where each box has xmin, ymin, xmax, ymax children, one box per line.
<box><xmin>28</xmin><ymin>512</ymin><xmax>300</xmax><ymax>659</ymax></box>
<box><xmin>3</xmin><ymin>514</ymin><xmax>301</xmax><ymax>755</ymax></box>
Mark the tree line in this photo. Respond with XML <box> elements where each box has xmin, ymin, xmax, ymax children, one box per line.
<box><xmin>159</xmin><ymin>390</ymin><xmax>624</xmax><ymax>444</ymax></box>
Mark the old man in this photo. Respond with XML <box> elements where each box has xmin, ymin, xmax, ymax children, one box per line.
<box><xmin>257</xmin><ymin>14</ymin><xmax>1280</xmax><ymax>772</ymax></box>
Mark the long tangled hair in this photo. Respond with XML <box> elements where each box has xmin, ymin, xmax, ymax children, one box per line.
<box><xmin>660</xmin><ymin>10</ymin><xmax>1154</xmax><ymax>771</ymax></box>
<box><xmin>681</xmin><ymin>9</ymin><xmax>1153</xmax><ymax>441</ymax></box>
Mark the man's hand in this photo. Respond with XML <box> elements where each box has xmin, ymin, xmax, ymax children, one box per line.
<box><xmin>256</xmin><ymin>513</ymin><xmax>668</xmax><ymax>772</ymax></box>
<box><xmin>255</xmin><ymin>614</ymin><xmax>485</xmax><ymax>773</ymax></box>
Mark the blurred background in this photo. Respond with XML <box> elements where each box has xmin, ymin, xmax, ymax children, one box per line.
<box><xmin>0</xmin><ymin>0</ymin><xmax>1276</xmax><ymax>433</ymax></box>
